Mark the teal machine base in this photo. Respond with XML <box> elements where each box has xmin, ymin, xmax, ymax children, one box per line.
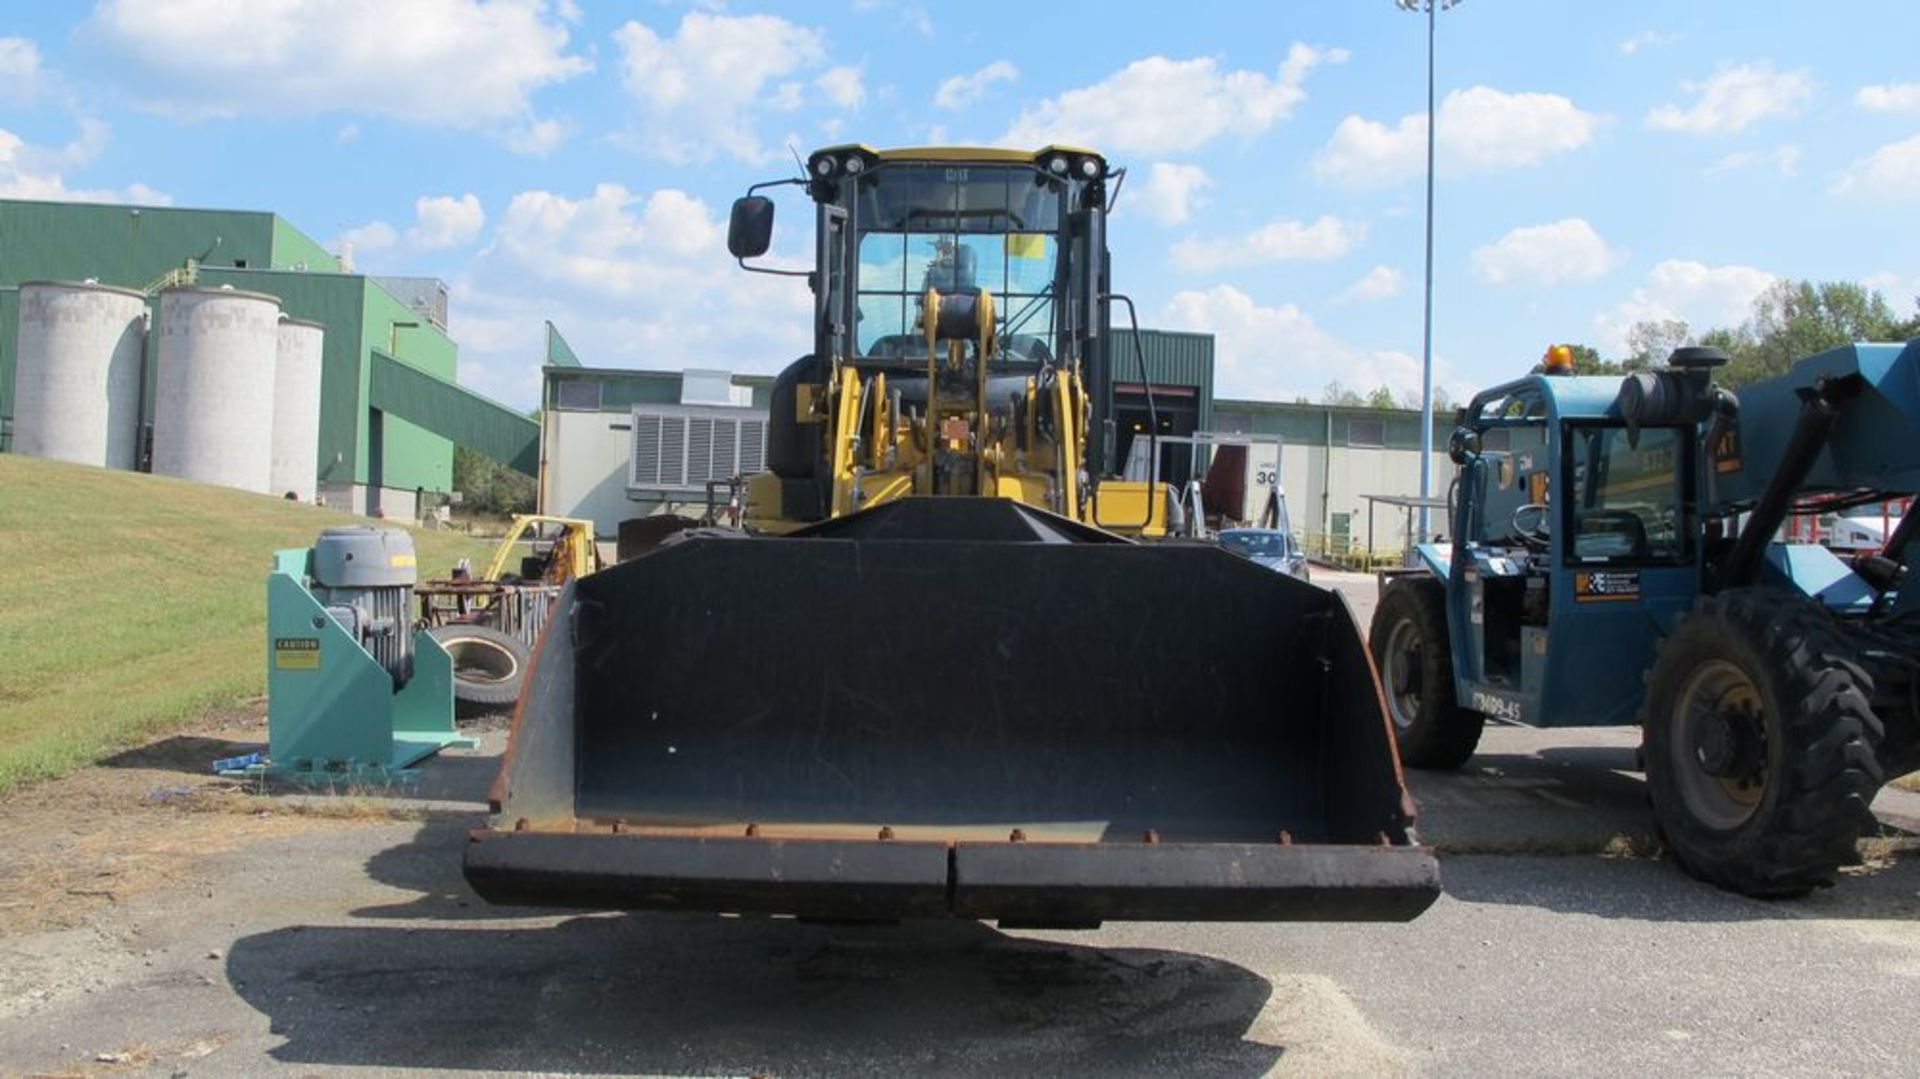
<box><xmin>253</xmin><ymin>547</ymin><xmax>475</xmax><ymax>782</ymax></box>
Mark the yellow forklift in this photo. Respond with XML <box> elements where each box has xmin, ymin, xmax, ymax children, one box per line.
<box><xmin>416</xmin><ymin>514</ymin><xmax>600</xmax><ymax>714</ymax></box>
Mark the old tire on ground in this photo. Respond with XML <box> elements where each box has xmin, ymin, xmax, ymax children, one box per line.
<box><xmin>1642</xmin><ymin>588</ymin><xmax>1884</xmax><ymax>898</ymax></box>
<box><xmin>428</xmin><ymin>623</ymin><xmax>529</xmax><ymax>716</ymax></box>
<box><xmin>1370</xmin><ymin>577</ymin><xmax>1485</xmax><ymax>769</ymax></box>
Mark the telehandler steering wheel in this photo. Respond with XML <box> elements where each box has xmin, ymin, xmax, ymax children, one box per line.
<box><xmin>1511</xmin><ymin>502</ymin><xmax>1552</xmax><ymax>549</ymax></box>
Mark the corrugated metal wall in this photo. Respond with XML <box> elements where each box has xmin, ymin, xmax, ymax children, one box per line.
<box><xmin>1114</xmin><ymin>328</ymin><xmax>1215</xmax><ymax>427</ymax></box>
<box><xmin>1213</xmin><ymin>398</ymin><xmax>1450</xmax><ymax>453</ymax></box>
<box><xmin>369</xmin><ymin>351</ymin><xmax>538</xmax><ymax>476</ymax></box>
<box><xmin>0</xmin><ymin>201</ymin><xmax>277</xmax><ymax>285</ymax></box>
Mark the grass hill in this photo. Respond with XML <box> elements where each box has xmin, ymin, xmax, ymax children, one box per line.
<box><xmin>0</xmin><ymin>454</ymin><xmax>496</xmax><ymax>791</ymax></box>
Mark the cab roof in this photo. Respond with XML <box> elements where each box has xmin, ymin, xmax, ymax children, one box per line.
<box><xmin>813</xmin><ymin>143</ymin><xmax>1105</xmax><ymax>165</ymax></box>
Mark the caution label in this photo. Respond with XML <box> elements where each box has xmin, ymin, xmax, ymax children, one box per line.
<box><xmin>273</xmin><ymin>636</ymin><xmax>322</xmax><ymax>670</ymax></box>
<box><xmin>1575</xmin><ymin>570</ymin><xmax>1641</xmax><ymax>602</ymax></box>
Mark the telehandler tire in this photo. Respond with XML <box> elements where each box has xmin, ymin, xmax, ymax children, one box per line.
<box><xmin>428</xmin><ymin>623</ymin><xmax>529</xmax><ymax>717</ymax></box>
<box><xmin>1371</xmin><ymin>577</ymin><xmax>1485</xmax><ymax>769</ymax></box>
<box><xmin>1642</xmin><ymin>588</ymin><xmax>1884</xmax><ymax>898</ymax></box>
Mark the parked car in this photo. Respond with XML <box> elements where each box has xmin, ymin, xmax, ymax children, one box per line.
<box><xmin>1217</xmin><ymin>528</ymin><xmax>1310</xmax><ymax>581</ymax></box>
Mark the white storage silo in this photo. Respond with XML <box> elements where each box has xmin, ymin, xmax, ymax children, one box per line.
<box><xmin>12</xmin><ymin>281</ymin><xmax>148</xmax><ymax>469</ymax></box>
<box><xmin>152</xmin><ymin>285</ymin><xmax>282</xmax><ymax>493</ymax></box>
<box><xmin>270</xmin><ymin>317</ymin><xmax>326</xmax><ymax>501</ymax></box>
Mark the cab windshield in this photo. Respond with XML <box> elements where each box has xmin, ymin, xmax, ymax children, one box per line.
<box><xmin>853</xmin><ymin>165</ymin><xmax>1062</xmax><ymax>361</ymax></box>
<box><xmin>1564</xmin><ymin>424</ymin><xmax>1690</xmax><ymax>563</ymax></box>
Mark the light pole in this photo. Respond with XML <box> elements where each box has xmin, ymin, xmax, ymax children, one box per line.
<box><xmin>1397</xmin><ymin>0</ymin><xmax>1460</xmax><ymax>538</ymax></box>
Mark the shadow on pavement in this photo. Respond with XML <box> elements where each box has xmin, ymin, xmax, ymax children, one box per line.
<box><xmin>350</xmin><ymin>819</ymin><xmax>562</xmax><ymax>921</ymax></box>
<box><xmin>227</xmin><ymin>915</ymin><xmax>1283</xmax><ymax>1077</ymax></box>
<box><xmin>1439</xmin><ymin>838</ymin><xmax>1920</xmax><ymax>922</ymax></box>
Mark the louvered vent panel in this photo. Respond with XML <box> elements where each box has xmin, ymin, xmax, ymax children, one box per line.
<box><xmin>687</xmin><ymin>417</ymin><xmax>715</xmax><ymax>484</ymax></box>
<box><xmin>739</xmin><ymin>419</ymin><xmax>766</xmax><ymax>474</ymax></box>
<box><xmin>630</xmin><ymin>414</ymin><xmax>663</xmax><ymax>487</ymax></box>
<box><xmin>660</xmin><ymin>416</ymin><xmax>687</xmax><ymax>486</ymax></box>
<box><xmin>710</xmin><ymin>419</ymin><xmax>738</xmax><ymax>479</ymax></box>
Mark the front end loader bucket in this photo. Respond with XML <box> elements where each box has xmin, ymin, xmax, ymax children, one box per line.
<box><xmin>467</xmin><ymin>499</ymin><xmax>1438</xmax><ymax>923</ymax></box>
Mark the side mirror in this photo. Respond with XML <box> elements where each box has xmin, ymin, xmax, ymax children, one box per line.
<box><xmin>727</xmin><ymin>196</ymin><xmax>774</xmax><ymax>259</ymax></box>
<box><xmin>1447</xmin><ymin>426</ymin><xmax>1481</xmax><ymax>465</ymax></box>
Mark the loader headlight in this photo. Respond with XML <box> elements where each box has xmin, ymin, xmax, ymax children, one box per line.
<box><xmin>1077</xmin><ymin>157</ymin><xmax>1099</xmax><ymax>178</ymax></box>
<box><xmin>814</xmin><ymin>157</ymin><xmax>837</xmax><ymax>177</ymax></box>
<box><xmin>1046</xmin><ymin>155</ymin><xmax>1069</xmax><ymax>176</ymax></box>
<box><xmin>843</xmin><ymin>155</ymin><xmax>865</xmax><ymax>174</ymax></box>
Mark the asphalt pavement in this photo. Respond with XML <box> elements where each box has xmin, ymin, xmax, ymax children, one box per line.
<box><xmin>0</xmin><ymin>569</ymin><xmax>1916</xmax><ymax>1077</ymax></box>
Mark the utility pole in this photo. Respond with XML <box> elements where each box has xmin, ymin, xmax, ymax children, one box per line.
<box><xmin>1397</xmin><ymin>0</ymin><xmax>1460</xmax><ymax>538</ymax></box>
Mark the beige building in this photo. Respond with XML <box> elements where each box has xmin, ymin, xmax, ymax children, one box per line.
<box><xmin>537</xmin><ymin>343</ymin><xmax>1455</xmax><ymax>561</ymax></box>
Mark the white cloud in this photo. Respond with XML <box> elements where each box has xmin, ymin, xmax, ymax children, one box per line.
<box><xmin>934</xmin><ymin>60</ymin><xmax>1017</xmax><ymax>111</ymax></box>
<box><xmin>1160</xmin><ymin>284</ymin><xmax>1471</xmax><ymax>403</ymax></box>
<box><xmin>614</xmin><ymin>12</ymin><xmax>861</xmax><ymax>164</ymax></box>
<box><xmin>1856</xmin><ymin>82</ymin><xmax>1920</xmax><ymax>113</ymax></box>
<box><xmin>816</xmin><ymin>65</ymin><xmax>865</xmax><ymax>109</ymax></box>
<box><xmin>79</xmin><ymin>0</ymin><xmax>587</xmax><ymax>153</ymax></box>
<box><xmin>1313</xmin><ymin>86</ymin><xmax>1597</xmax><ymax>187</ymax></box>
<box><xmin>332</xmin><ymin>195</ymin><xmax>487</xmax><ymax>264</ymax></box>
<box><xmin>1593</xmin><ymin>259</ymin><xmax>1779</xmax><ymax>354</ymax></box>
<box><xmin>488</xmin><ymin>184</ymin><xmax>727</xmax><ymax>294</ymax></box>
<box><xmin>1619</xmin><ymin>30</ymin><xmax>1679</xmax><ymax>55</ymax></box>
<box><xmin>853</xmin><ymin>0</ymin><xmax>933</xmax><ymax>38</ymax></box>
<box><xmin>408</xmin><ymin>194</ymin><xmax>486</xmax><ymax>249</ymax></box>
<box><xmin>0</xmin><ymin>120</ymin><xmax>169</xmax><ymax>205</ymax></box>
<box><xmin>450</xmin><ymin>181</ymin><xmax>816</xmax><ymax>408</ymax></box>
<box><xmin>1338</xmin><ymin>265</ymin><xmax>1403</xmax><ymax>302</ymax></box>
<box><xmin>334</xmin><ymin>221</ymin><xmax>398</xmax><ymax>259</ymax></box>
<box><xmin>0</xmin><ymin>36</ymin><xmax>42</xmax><ymax>103</ymax></box>
<box><xmin>1470</xmin><ymin>218</ymin><xmax>1623</xmax><ymax>286</ymax></box>
<box><xmin>1171</xmin><ymin>215</ymin><xmax>1364</xmax><ymax>272</ymax></box>
<box><xmin>335</xmin><ymin>122</ymin><xmax>361</xmax><ymax>144</ymax></box>
<box><xmin>1864</xmin><ymin>271</ymin><xmax>1920</xmax><ymax>305</ymax></box>
<box><xmin>1001</xmin><ymin>43</ymin><xmax>1346</xmax><ymax>155</ymax></box>
<box><xmin>502</xmin><ymin>116</ymin><xmax>568</xmax><ymax>157</ymax></box>
<box><xmin>1645</xmin><ymin>63</ymin><xmax>1812</xmax><ymax>136</ymax></box>
<box><xmin>1136</xmin><ymin>163</ymin><xmax>1210</xmax><ymax>226</ymax></box>
<box><xmin>1834</xmin><ymin>134</ymin><xmax>1920</xmax><ymax>200</ymax></box>
<box><xmin>1704</xmin><ymin>143</ymin><xmax>1801</xmax><ymax>178</ymax></box>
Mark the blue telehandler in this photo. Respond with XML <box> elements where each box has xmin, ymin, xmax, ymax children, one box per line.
<box><xmin>1373</xmin><ymin>341</ymin><xmax>1920</xmax><ymax>897</ymax></box>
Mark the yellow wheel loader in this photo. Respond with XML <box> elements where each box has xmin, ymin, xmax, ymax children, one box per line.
<box><xmin>466</xmin><ymin>146</ymin><xmax>1438</xmax><ymax>925</ymax></box>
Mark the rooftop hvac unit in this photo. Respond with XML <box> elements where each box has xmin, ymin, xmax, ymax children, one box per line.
<box><xmin>629</xmin><ymin>404</ymin><xmax>769</xmax><ymax>492</ymax></box>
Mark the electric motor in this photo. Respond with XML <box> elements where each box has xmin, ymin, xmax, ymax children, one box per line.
<box><xmin>309</xmin><ymin>526</ymin><xmax>416</xmax><ymax>685</ymax></box>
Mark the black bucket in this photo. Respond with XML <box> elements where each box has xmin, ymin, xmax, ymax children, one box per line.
<box><xmin>470</xmin><ymin>499</ymin><xmax>1436</xmax><ymax>923</ymax></box>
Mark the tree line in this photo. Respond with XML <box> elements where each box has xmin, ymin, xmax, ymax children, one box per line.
<box><xmin>1323</xmin><ymin>278</ymin><xmax>1920</xmax><ymax>407</ymax></box>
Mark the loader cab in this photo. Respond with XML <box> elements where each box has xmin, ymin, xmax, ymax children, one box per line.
<box><xmin>787</xmin><ymin>145</ymin><xmax>1110</xmax><ymax>380</ymax></box>
<box><xmin>1442</xmin><ymin>374</ymin><xmax>1702</xmax><ymax>728</ymax></box>
<box><xmin>729</xmin><ymin>145</ymin><xmax>1127</xmax><ymax>526</ymax></box>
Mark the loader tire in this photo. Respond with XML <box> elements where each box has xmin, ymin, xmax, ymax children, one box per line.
<box><xmin>428</xmin><ymin>623</ymin><xmax>529</xmax><ymax>716</ymax></box>
<box><xmin>1371</xmin><ymin>577</ymin><xmax>1484</xmax><ymax>769</ymax></box>
<box><xmin>1642</xmin><ymin>588</ymin><xmax>1885</xmax><ymax>898</ymax></box>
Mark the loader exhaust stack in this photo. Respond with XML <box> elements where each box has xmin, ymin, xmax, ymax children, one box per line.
<box><xmin>466</xmin><ymin>499</ymin><xmax>1438</xmax><ymax>924</ymax></box>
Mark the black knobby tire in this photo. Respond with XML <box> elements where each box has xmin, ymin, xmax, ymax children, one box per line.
<box><xmin>1370</xmin><ymin>577</ymin><xmax>1485</xmax><ymax>769</ymax></box>
<box><xmin>428</xmin><ymin>623</ymin><xmax>530</xmax><ymax>716</ymax></box>
<box><xmin>1642</xmin><ymin>588</ymin><xmax>1885</xmax><ymax>898</ymax></box>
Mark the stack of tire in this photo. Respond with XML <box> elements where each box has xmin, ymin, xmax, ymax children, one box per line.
<box><xmin>427</xmin><ymin>624</ymin><xmax>529</xmax><ymax>718</ymax></box>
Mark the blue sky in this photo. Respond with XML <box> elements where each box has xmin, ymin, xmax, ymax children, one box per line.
<box><xmin>2</xmin><ymin>0</ymin><xmax>1917</xmax><ymax>410</ymax></box>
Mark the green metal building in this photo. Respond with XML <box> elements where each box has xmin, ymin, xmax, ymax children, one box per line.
<box><xmin>0</xmin><ymin>199</ymin><xmax>535</xmax><ymax>515</ymax></box>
